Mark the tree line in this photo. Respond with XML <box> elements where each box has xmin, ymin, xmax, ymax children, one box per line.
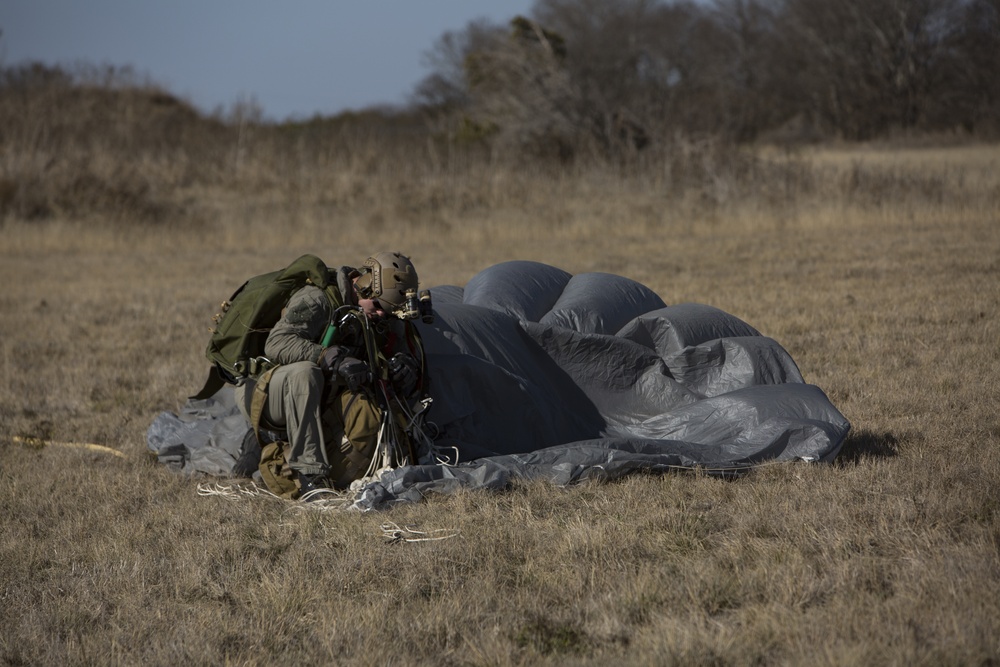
<box><xmin>2</xmin><ymin>0</ymin><xmax>996</xmax><ymax>171</ymax></box>
<box><xmin>412</xmin><ymin>0</ymin><xmax>1000</xmax><ymax>159</ymax></box>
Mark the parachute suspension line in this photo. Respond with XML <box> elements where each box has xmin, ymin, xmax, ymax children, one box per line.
<box><xmin>381</xmin><ymin>522</ymin><xmax>461</xmax><ymax>543</ymax></box>
<box><xmin>197</xmin><ymin>480</ymin><xmax>357</xmax><ymax>511</ymax></box>
<box><xmin>289</xmin><ymin>487</ymin><xmax>354</xmax><ymax>511</ymax></box>
<box><xmin>390</xmin><ymin>394</ymin><xmax>456</xmax><ymax>467</ymax></box>
<box><xmin>392</xmin><ymin>397</ymin><xmax>426</xmax><ymax>459</ymax></box>
<box><xmin>196</xmin><ymin>481</ymin><xmax>282</xmax><ymax>501</ymax></box>
<box><xmin>370</xmin><ymin>412</ymin><xmax>395</xmax><ymax>477</ymax></box>
<box><xmin>330</xmin><ymin>307</ymin><xmax>452</xmax><ymax>489</ymax></box>
<box><xmin>433</xmin><ymin>445</ymin><xmax>460</xmax><ymax>467</ymax></box>
<box><xmin>358</xmin><ymin>387</ymin><xmax>405</xmax><ymax>483</ymax></box>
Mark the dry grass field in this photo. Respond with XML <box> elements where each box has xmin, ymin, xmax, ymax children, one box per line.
<box><xmin>1</xmin><ymin>133</ymin><xmax>999</xmax><ymax>665</ymax></box>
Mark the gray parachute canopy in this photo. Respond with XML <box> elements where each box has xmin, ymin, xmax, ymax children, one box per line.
<box><xmin>148</xmin><ymin>261</ymin><xmax>850</xmax><ymax>508</ymax></box>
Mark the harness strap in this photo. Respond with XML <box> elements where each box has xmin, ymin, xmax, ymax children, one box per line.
<box><xmin>249</xmin><ymin>365</ymin><xmax>278</xmax><ymax>443</ymax></box>
<box><xmin>248</xmin><ymin>365</ymin><xmax>303</xmax><ymax>498</ymax></box>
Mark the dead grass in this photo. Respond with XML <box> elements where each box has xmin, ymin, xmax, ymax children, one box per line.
<box><xmin>1</xmin><ymin>142</ymin><xmax>999</xmax><ymax>665</ymax></box>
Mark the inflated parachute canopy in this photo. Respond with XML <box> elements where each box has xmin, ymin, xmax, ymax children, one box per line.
<box><xmin>148</xmin><ymin>261</ymin><xmax>850</xmax><ymax>508</ymax></box>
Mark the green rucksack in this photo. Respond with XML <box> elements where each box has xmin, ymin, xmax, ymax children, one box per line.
<box><xmin>192</xmin><ymin>254</ymin><xmax>342</xmax><ymax>400</ymax></box>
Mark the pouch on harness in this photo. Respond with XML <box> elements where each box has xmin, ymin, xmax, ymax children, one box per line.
<box><xmin>192</xmin><ymin>254</ymin><xmax>342</xmax><ymax>400</ymax></box>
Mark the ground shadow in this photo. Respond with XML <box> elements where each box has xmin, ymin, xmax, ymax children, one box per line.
<box><xmin>835</xmin><ymin>429</ymin><xmax>901</xmax><ymax>465</ymax></box>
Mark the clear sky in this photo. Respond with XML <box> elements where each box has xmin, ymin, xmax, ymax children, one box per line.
<box><xmin>0</xmin><ymin>0</ymin><xmax>536</xmax><ymax>120</ymax></box>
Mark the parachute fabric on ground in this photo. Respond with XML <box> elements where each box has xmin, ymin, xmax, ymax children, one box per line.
<box><xmin>146</xmin><ymin>388</ymin><xmax>252</xmax><ymax>476</ymax></box>
<box><xmin>147</xmin><ymin>261</ymin><xmax>850</xmax><ymax>508</ymax></box>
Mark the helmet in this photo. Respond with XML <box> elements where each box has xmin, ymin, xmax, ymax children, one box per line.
<box><xmin>355</xmin><ymin>251</ymin><xmax>419</xmax><ymax>314</ymax></box>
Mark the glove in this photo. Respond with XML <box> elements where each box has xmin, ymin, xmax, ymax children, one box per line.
<box><xmin>389</xmin><ymin>352</ymin><xmax>420</xmax><ymax>398</ymax></box>
<box><xmin>318</xmin><ymin>346</ymin><xmax>344</xmax><ymax>374</ymax></box>
<box><xmin>336</xmin><ymin>356</ymin><xmax>371</xmax><ymax>393</ymax></box>
<box><xmin>318</xmin><ymin>346</ymin><xmax>371</xmax><ymax>392</ymax></box>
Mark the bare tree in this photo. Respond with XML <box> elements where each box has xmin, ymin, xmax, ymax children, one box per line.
<box><xmin>460</xmin><ymin>16</ymin><xmax>585</xmax><ymax>159</ymax></box>
<box><xmin>532</xmin><ymin>0</ymin><xmax>717</xmax><ymax>150</ymax></box>
<box><xmin>941</xmin><ymin>0</ymin><xmax>1000</xmax><ymax>132</ymax></box>
<box><xmin>707</xmin><ymin>0</ymin><xmax>790</xmax><ymax>140</ymax></box>
<box><xmin>412</xmin><ymin>19</ymin><xmax>505</xmax><ymax>111</ymax></box>
<box><xmin>778</xmin><ymin>0</ymin><xmax>963</xmax><ymax>138</ymax></box>
<box><xmin>410</xmin><ymin>0</ymin><xmax>997</xmax><ymax>151</ymax></box>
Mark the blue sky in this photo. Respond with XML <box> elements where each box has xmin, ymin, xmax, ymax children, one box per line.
<box><xmin>0</xmin><ymin>1</ymin><xmax>535</xmax><ymax>120</ymax></box>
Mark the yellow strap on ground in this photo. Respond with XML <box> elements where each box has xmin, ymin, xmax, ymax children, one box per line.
<box><xmin>11</xmin><ymin>435</ymin><xmax>126</xmax><ymax>458</ymax></box>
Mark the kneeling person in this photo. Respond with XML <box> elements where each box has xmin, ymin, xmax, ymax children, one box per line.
<box><xmin>236</xmin><ymin>251</ymin><xmax>427</xmax><ymax>498</ymax></box>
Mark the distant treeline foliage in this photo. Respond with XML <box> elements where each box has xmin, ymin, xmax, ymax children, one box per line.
<box><xmin>414</xmin><ymin>0</ymin><xmax>1000</xmax><ymax>156</ymax></box>
<box><xmin>0</xmin><ymin>62</ymin><xmax>426</xmax><ymax>222</ymax></box>
<box><xmin>1</xmin><ymin>0</ymin><xmax>998</xmax><ymax>222</ymax></box>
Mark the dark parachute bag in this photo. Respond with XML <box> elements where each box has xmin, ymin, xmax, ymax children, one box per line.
<box><xmin>192</xmin><ymin>254</ymin><xmax>342</xmax><ymax>400</ymax></box>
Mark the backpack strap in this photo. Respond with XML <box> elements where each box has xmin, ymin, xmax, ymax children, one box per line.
<box><xmin>319</xmin><ymin>284</ymin><xmax>344</xmax><ymax>346</ymax></box>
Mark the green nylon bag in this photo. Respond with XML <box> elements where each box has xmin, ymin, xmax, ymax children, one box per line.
<box><xmin>192</xmin><ymin>254</ymin><xmax>342</xmax><ymax>399</ymax></box>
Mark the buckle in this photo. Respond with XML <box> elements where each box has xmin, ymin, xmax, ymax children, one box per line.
<box><xmin>249</xmin><ymin>356</ymin><xmax>276</xmax><ymax>378</ymax></box>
